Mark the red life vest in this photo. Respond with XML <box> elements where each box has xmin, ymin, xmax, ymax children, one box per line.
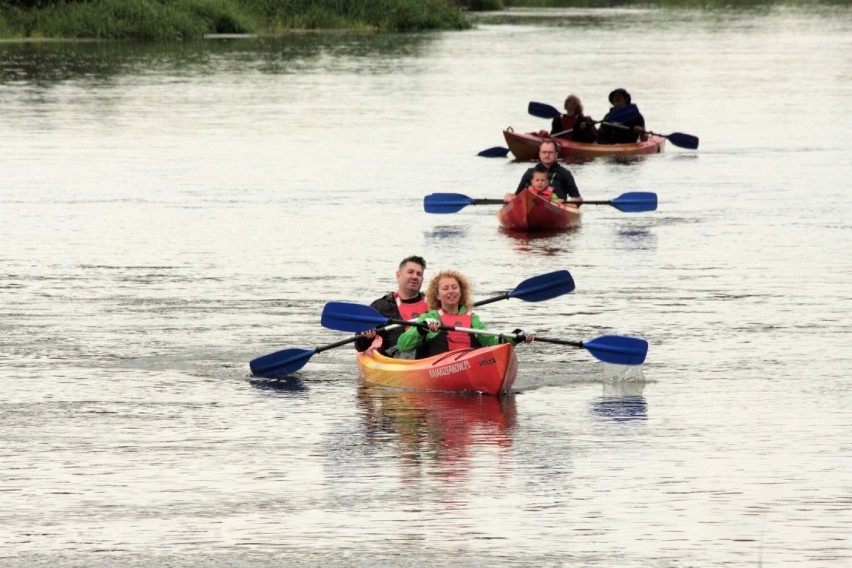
<box><xmin>395</xmin><ymin>293</ymin><xmax>427</xmax><ymax>324</ymax></box>
<box><xmin>527</xmin><ymin>186</ymin><xmax>555</xmax><ymax>202</ymax></box>
<box><xmin>438</xmin><ymin>310</ymin><xmax>473</xmax><ymax>351</ymax></box>
<box><xmin>559</xmin><ymin>114</ymin><xmax>578</xmax><ymax>132</ymax></box>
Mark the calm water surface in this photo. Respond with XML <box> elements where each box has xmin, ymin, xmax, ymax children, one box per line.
<box><xmin>1</xmin><ymin>5</ymin><xmax>851</xmax><ymax>567</ymax></box>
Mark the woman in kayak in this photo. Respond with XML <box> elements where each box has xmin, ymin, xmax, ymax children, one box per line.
<box><xmin>396</xmin><ymin>269</ymin><xmax>535</xmax><ymax>358</ymax></box>
<box><xmin>550</xmin><ymin>94</ymin><xmax>598</xmax><ymax>143</ymax></box>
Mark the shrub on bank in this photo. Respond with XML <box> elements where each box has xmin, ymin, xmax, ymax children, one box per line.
<box><xmin>2</xmin><ymin>0</ymin><xmax>254</xmax><ymax>39</ymax></box>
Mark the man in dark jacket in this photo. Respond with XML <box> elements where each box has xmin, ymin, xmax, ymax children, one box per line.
<box><xmin>354</xmin><ymin>255</ymin><xmax>428</xmax><ymax>358</ymax></box>
<box><xmin>597</xmin><ymin>88</ymin><xmax>647</xmax><ymax>144</ymax></box>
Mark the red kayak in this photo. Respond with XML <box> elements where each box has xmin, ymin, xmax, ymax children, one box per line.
<box><xmin>498</xmin><ymin>188</ymin><xmax>582</xmax><ymax>232</ymax></box>
<box><xmin>356</xmin><ymin>343</ymin><xmax>517</xmax><ymax>396</ymax></box>
<box><xmin>503</xmin><ymin>128</ymin><xmax>666</xmax><ymax>161</ymax></box>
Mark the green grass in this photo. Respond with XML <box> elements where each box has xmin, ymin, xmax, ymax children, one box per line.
<box><xmin>0</xmin><ymin>0</ymin><xmax>471</xmax><ymax>40</ymax></box>
<box><xmin>1</xmin><ymin>0</ymin><xmax>847</xmax><ymax>39</ymax></box>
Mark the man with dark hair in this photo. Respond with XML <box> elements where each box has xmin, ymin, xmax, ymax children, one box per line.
<box><xmin>354</xmin><ymin>256</ymin><xmax>428</xmax><ymax>358</ymax></box>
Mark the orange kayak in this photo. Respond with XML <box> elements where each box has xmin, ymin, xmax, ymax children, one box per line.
<box><xmin>356</xmin><ymin>343</ymin><xmax>518</xmax><ymax>396</ymax></box>
<box><xmin>498</xmin><ymin>187</ymin><xmax>582</xmax><ymax>232</ymax></box>
<box><xmin>503</xmin><ymin>128</ymin><xmax>666</xmax><ymax>161</ymax></box>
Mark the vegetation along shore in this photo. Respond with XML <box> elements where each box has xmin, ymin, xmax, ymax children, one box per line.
<box><xmin>0</xmin><ymin>0</ymin><xmax>846</xmax><ymax>40</ymax></box>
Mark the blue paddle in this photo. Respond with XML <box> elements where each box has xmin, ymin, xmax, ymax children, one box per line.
<box><xmin>424</xmin><ymin>191</ymin><xmax>657</xmax><ymax>215</ymax></box>
<box><xmin>248</xmin><ymin>335</ymin><xmax>360</xmax><ymax>380</ymax></box>
<box><xmin>532</xmin><ymin>334</ymin><xmax>648</xmax><ymax>366</ymax></box>
<box><xmin>321</xmin><ymin>302</ymin><xmax>648</xmax><ymax>366</ymax></box>
<box><xmin>248</xmin><ymin>270</ymin><xmax>575</xmax><ymax>378</ymax></box>
<box><xmin>600</xmin><ymin>121</ymin><xmax>699</xmax><ymax>150</ymax></box>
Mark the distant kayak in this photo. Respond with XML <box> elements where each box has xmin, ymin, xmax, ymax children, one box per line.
<box><xmin>498</xmin><ymin>188</ymin><xmax>582</xmax><ymax>232</ymax></box>
<box><xmin>503</xmin><ymin>128</ymin><xmax>666</xmax><ymax>161</ymax></box>
<box><xmin>356</xmin><ymin>343</ymin><xmax>517</xmax><ymax>396</ymax></box>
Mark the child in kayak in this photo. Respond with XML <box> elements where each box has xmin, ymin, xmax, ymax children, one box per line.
<box><xmin>504</xmin><ymin>163</ymin><xmax>558</xmax><ymax>203</ymax></box>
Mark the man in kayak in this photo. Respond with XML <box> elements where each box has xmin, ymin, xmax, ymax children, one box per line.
<box><xmin>597</xmin><ymin>88</ymin><xmax>648</xmax><ymax>144</ymax></box>
<box><xmin>508</xmin><ymin>140</ymin><xmax>582</xmax><ymax>203</ymax></box>
<box><xmin>354</xmin><ymin>255</ymin><xmax>428</xmax><ymax>359</ymax></box>
<box><xmin>396</xmin><ymin>269</ymin><xmax>535</xmax><ymax>359</ymax></box>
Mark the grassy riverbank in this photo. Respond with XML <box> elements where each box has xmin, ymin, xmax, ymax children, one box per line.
<box><xmin>0</xmin><ymin>0</ymin><xmax>471</xmax><ymax>39</ymax></box>
<box><xmin>1</xmin><ymin>0</ymin><xmax>847</xmax><ymax>40</ymax></box>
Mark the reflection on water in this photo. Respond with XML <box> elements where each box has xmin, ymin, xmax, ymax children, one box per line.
<box><xmin>356</xmin><ymin>388</ymin><xmax>516</xmax><ymax>480</ymax></box>
<box><xmin>423</xmin><ymin>225</ymin><xmax>469</xmax><ymax>241</ymax></box>
<box><xmin>0</xmin><ymin>32</ymin><xmax>441</xmax><ymax>86</ymax></box>
<box><xmin>615</xmin><ymin>223</ymin><xmax>658</xmax><ymax>250</ymax></box>
<box><xmin>249</xmin><ymin>376</ymin><xmax>309</xmax><ymax>392</ymax></box>
<box><xmin>592</xmin><ymin>382</ymin><xmax>648</xmax><ymax>421</ymax></box>
<box><xmin>502</xmin><ymin>227</ymin><xmax>579</xmax><ymax>256</ymax></box>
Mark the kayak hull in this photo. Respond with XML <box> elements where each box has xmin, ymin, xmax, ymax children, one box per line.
<box><xmin>498</xmin><ymin>187</ymin><xmax>582</xmax><ymax>232</ymax></box>
<box><xmin>503</xmin><ymin>129</ymin><xmax>666</xmax><ymax>161</ymax></box>
<box><xmin>356</xmin><ymin>343</ymin><xmax>518</xmax><ymax>396</ymax></box>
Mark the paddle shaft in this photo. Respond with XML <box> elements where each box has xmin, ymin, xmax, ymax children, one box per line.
<box><xmin>425</xmin><ymin>193</ymin><xmax>573</xmax><ymax>209</ymax></box>
<box><xmin>393</xmin><ymin>318</ymin><xmax>590</xmax><ymax>348</ymax></box>
<box><xmin>532</xmin><ymin>102</ymin><xmax>695</xmax><ymax>148</ymax></box>
<box><xmin>385</xmin><ymin>319</ymin><xmax>636</xmax><ymax>360</ymax></box>
<box><xmin>601</xmin><ymin>121</ymin><xmax>698</xmax><ymax>149</ymax></box>
<box><xmin>386</xmin><ymin>317</ymin><xmax>516</xmax><ymax>341</ymax></box>
<box><xmin>552</xmin><ymin>119</ymin><xmax>607</xmax><ymax>138</ymax></box>
<box><xmin>323</xmin><ymin>302</ymin><xmax>648</xmax><ymax>366</ymax></box>
<box><xmin>314</xmin><ymin>292</ymin><xmax>513</xmax><ymax>348</ymax></box>
<box><xmin>533</xmin><ymin>336</ymin><xmax>582</xmax><ymax>348</ymax></box>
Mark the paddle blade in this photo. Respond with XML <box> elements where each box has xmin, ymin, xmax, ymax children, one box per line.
<box><xmin>583</xmin><ymin>335</ymin><xmax>648</xmax><ymax>366</ymax></box>
<box><xmin>424</xmin><ymin>193</ymin><xmax>474</xmax><ymax>214</ymax></box>
<box><xmin>610</xmin><ymin>192</ymin><xmax>658</xmax><ymax>213</ymax></box>
<box><xmin>666</xmin><ymin>132</ymin><xmax>699</xmax><ymax>150</ymax></box>
<box><xmin>478</xmin><ymin>146</ymin><xmax>510</xmax><ymax>158</ymax></box>
<box><xmin>528</xmin><ymin>101</ymin><xmax>560</xmax><ymax>119</ymax></box>
<box><xmin>321</xmin><ymin>301</ymin><xmax>388</xmax><ymax>333</ymax></box>
<box><xmin>508</xmin><ymin>269</ymin><xmax>575</xmax><ymax>302</ymax></box>
<box><xmin>249</xmin><ymin>348</ymin><xmax>316</xmax><ymax>378</ymax></box>
<box><xmin>607</xmin><ymin>103</ymin><xmax>641</xmax><ymax>124</ymax></box>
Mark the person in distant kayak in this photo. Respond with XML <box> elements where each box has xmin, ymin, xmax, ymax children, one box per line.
<box><xmin>355</xmin><ymin>255</ymin><xmax>428</xmax><ymax>359</ymax></box>
<box><xmin>550</xmin><ymin>94</ymin><xmax>598</xmax><ymax>143</ymax></box>
<box><xmin>596</xmin><ymin>88</ymin><xmax>647</xmax><ymax>144</ymax></box>
<box><xmin>507</xmin><ymin>140</ymin><xmax>582</xmax><ymax>203</ymax></box>
<box><xmin>396</xmin><ymin>269</ymin><xmax>535</xmax><ymax>359</ymax></box>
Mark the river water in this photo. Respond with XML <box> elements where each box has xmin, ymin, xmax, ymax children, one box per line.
<box><xmin>1</xmin><ymin>5</ymin><xmax>851</xmax><ymax>567</ymax></box>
